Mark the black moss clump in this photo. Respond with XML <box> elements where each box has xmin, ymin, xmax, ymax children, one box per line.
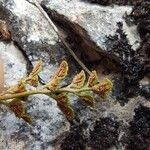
<box><xmin>130</xmin><ymin>1</ymin><xmax>150</xmax><ymax>75</ymax></box>
<box><xmin>81</xmin><ymin>1</ymin><xmax>150</xmax><ymax>105</ymax></box>
<box><xmin>125</xmin><ymin>105</ymin><xmax>150</xmax><ymax>150</ymax></box>
<box><xmin>106</xmin><ymin>22</ymin><xmax>144</xmax><ymax>105</ymax></box>
<box><xmin>89</xmin><ymin>117</ymin><xmax>119</xmax><ymax>150</ymax></box>
<box><xmin>106</xmin><ymin>22</ymin><xmax>144</xmax><ymax>82</ymax></box>
<box><xmin>57</xmin><ymin>118</ymin><xmax>119</xmax><ymax>150</ymax></box>
<box><xmin>58</xmin><ymin>122</ymin><xmax>87</xmax><ymax>150</ymax></box>
<box><xmin>129</xmin><ymin>1</ymin><xmax>150</xmax><ymax>99</ymax></box>
<box><xmin>130</xmin><ymin>1</ymin><xmax>150</xmax><ymax>37</ymax></box>
<box><xmin>84</xmin><ymin>0</ymin><xmax>112</xmax><ymax>6</ymax></box>
<box><xmin>138</xmin><ymin>35</ymin><xmax>150</xmax><ymax>75</ymax></box>
<box><xmin>81</xmin><ymin>0</ymin><xmax>143</xmax><ymax>6</ymax></box>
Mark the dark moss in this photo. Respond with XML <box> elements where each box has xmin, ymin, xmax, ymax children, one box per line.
<box><xmin>125</xmin><ymin>105</ymin><xmax>150</xmax><ymax>150</ymax></box>
<box><xmin>106</xmin><ymin>22</ymin><xmax>144</xmax><ymax>105</ymax></box>
<box><xmin>130</xmin><ymin>1</ymin><xmax>150</xmax><ymax>27</ymax></box>
<box><xmin>81</xmin><ymin>0</ymin><xmax>144</xmax><ymax>6</ymax></box>
<box><xmin>129</xmin><ymin>1</ymin><xmax>150</xmax><ymax>73</ymax></box>
<box><xmin>58</xmin><ymin>122</ymin><xmax>88</xmax><ymax>150</ymax></box>
<box><xmin>80</xmin><ymin>1</ymin><xmax>149</xmax><ymax>106</ymax></box>
<box><xmin>137</xmin><ymin>34</ymin><xmax>150</xmax><ymax>77</ymax></box>
<box><xmin>138</xmin><ymin>18</ymin><xmax>150</xmax><ymax>39</ymax></box>
<box><xmin>84</xmin><ymin>0</ymin><xmax>112</xmax><ymax>6</ymax></box>
<box><xmin>106</xmin><ymin>22</ymin><xmax>144</xmax><ymax>81</ymax></box>
<box><xmin>89</xmin><ymin>117</ymin><xmax>119</xmax><ymax>150</ymax></box>
<box><xmin>111</xmin><ymin>77</ymin><xmax>128</xmax><ymax>106</ymax></box>
<box><xmin>57</xmin><ymin>117</ymin><xmax>119</xmax><ymax>150</ymax></box>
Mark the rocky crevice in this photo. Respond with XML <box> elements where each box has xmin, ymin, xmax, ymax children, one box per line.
<box><xmin>41</xmin><ymin>2</ymin><xmax>146</xmax><ymax>105</ymax></box>
<box><xmin>44</xmin><ymin>9</ymin><xmax>138</xmax><ymax>65</ymax></box>
<box><xmin>42</xmin><ymin>5</ymin><xmax>124</xmax><ymax>72</ymax></box>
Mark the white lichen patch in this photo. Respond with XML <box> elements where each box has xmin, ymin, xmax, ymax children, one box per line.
<box><xmin>123</xmin><ymin>22</ymin><xmax>141</xmax><ymax>50</ymax></box>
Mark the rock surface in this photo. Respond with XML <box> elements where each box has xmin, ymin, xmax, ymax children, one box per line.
<box><xmin>0</xmin><ymin>0</ymin><xmax>79</xmax><ymax>83</ymax></box>
<box><xmin>42</xmin><ymin>0</ymin><xmax>141</xmax><ymax>62</ymax></box>
<box><xmin>0</xmin><ymin>0</ymin><xmax>149</xmax><ymax>150</ymax></box>
<box><xmin>0</xmin><ymin>41</ymin><xmax>27</xmax><ymax>86</ymax></box>
<box><xmin>0</xmin><ymin>41</ymin><xmax>71</xmax><ymax>150</ymax></box>
<box><xmin>0</xmin><ymin>0</ymin><xmax>78</xmax><ymax>149</ymax></box>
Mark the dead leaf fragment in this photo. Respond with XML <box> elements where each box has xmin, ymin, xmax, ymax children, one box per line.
<box><xmin>0</xmin><ymin>57</ymin><xmax>4</xmax><ymax>93</ymax></box>
<box><xmin>0</xmin><ymin>21</ymin><xmax>11</xmax><ymax>41</ymax></box>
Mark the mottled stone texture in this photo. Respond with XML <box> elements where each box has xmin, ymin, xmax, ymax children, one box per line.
<box><xmin>0</xmin><ymin>0</ymin><xmax>75</xmax><ymax>149</ymax></box>
<box><xmin>42</xmin><ymin>0</ymin><xmax>141</xmax><ymax>61</ymax></box>
<box><xmin>0</xmin><ymin>41</ymin><xmax>70</xmax><ymax>150</ymax></box>
<box><xmin>0</xmin><ymin>0</ymin><xmax>149</xmax><ymax>150</ymax></box>
<box><xmin>0</xmin><ymin>0</ymin><xmax>79</xmax><ymax>83</ymax></box>
<box><xmin>41</xmin><ymin>1</ymin><xmax>146</xmax><ymax>106</ymax></box>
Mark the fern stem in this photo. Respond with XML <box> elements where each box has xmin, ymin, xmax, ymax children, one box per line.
<box><xmin>0</xmin><ymin>87</ymin><xmax>92</xmax><ymax>101</ymax></box>
<box><xmin>0</xmin><ymin>89</ymin><xmax>50</xmax><ymax>101</ymax></box>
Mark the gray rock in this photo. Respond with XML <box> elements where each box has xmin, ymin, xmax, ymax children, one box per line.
<box><xmin>0</xmin><ymin>41</ymin><xmax>27</xmax><ymax>86</ymax></box>
<box><xmin>0</xmin><ymin>0</ymin><xmax>79</xmax><ymax>83</ymax></box>
<box><xmin>0</xmin><ymin>41</ymin><xmax>26</xmax><ymax>149</ymax></box>
<box><xmin>41</xmin><ymin>0</ymin><xmax>141</xmax><ymax>62</ymax></box>
<box><xmin>0</xmin><ymin>41</ymin><xmax>71</xmax><ymax>150</ymax></box>
<box><xmin>0</xmin><ymin>0</ymin><xmax>80</xmax><ymax>148</ymax></box>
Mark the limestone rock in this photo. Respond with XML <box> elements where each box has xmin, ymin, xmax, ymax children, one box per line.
<box><xmin>0</xmin><ymin>0</ymin><xmax>79</xmax><ymax>148</ymax></box>
<box><xmin>0</xmin><ymin>0</ymin><xmax>79</xmax><ymax>83</ymax></box>
<box><xmin>0</xmin><ymin>41</ymin><xmax>71</xmax><ymax>150</ymax></box>
<box><xmin>0</xmin><ymin>41</ymin><xmax>27</xmax><ymax>86</ymax></box>
<box><xmin>42</xmin><ymin>0</ymin><xmax>141</xmax><ymax>62</ymax></box>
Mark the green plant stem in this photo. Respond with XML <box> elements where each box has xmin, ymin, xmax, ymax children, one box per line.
<box><xmin>0</xmin><ymin>87</ymin><xmax>92</xmax><ymax>101</ymax></box>
<box><xmin>58</xmin><ymin>87</ymin><xmax>92</xmax><ymax>93</ymax></box>
<box><xmin>0</xmin><ymin>89</ymin><xmax>50</xmax><ymax>101</ymax></box>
